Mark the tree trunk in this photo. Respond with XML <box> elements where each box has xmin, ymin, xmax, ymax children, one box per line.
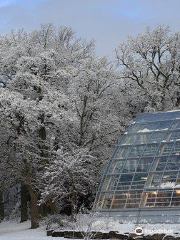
<box><xmin>39</xmin><ymin>203</ymin><xmax>50</xmax><ymax>217</ymax></box>
<box><xmin>71</xmin><ymin>191</ymin><xmax>77</xmax><ymax>216</ymax></box>
<box><xmin>0</xmin><ymin>190</ymin><xmax>4</xmax><ymax>221</ymax></box>
<box><xmin>28</xmin><ymin>186</ymin><xmax>39</xmax><ymax>229</ymax></box>
<box><xmin>160</xmin><ymin>90</ymin><xmax>166</xmax><ymax>111</ymax></box>
<box><xmin>21</xmin><ymin>184</ymin><xmax>28</xmax><ymax>222</ymax></box>
<box><xmin>49</xmin><ymin>202</ymin><xmax>57</xmax><ymax>214</ymax></box>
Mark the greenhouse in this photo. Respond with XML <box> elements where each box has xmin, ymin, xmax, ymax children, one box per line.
<box><xmin>94</xmin><ymin>111</ymin><xmax>180</xmax><ymax>223</ymax></box>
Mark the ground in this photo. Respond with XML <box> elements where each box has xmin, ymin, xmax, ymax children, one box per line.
<box><xmin>1</xmin><ymin>218</ymin><xmax>180</xmax><ymax>239</ymax></box>
<box><xmin>0</xmin><ymin>220</ymin><xmax>62</xmax><ymax>240</ymax></box>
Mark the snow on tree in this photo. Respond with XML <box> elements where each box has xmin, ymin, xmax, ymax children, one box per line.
<box><xmin>116</xmin><ymin>26</ymin><xmax>180</xmax><ymax>111</ymax></box>
<box><xmin>0</xmin><ymin>24</ymin><xmax>123</xmax><ymax>227</ymax></box>
<box><xmin>41</xmin><ymin>147</ymin><xmax>99</xmax><ymax>215</ymax></box>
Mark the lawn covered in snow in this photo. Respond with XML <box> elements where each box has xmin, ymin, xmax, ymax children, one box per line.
<box><xmin>0</xmin><ymin>220</ymin><xmax>62</xmax><ymax>240</ymax></box>
<box><xmin>1</xmin><ymin>218</ymin><xmax>180</xmax><ymax>239</ymax></box>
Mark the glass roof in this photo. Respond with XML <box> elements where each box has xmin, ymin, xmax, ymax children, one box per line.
<box><xmin>94</xmin><ymin>110</ymin><xmax>180</xmax><ymax>210</ymax></box>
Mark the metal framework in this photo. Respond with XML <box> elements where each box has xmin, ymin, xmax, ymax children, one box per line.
<box><xmin>94</xmin><ymin>111</ymin><xmax>180</xmax><ymax>211</ymax></box>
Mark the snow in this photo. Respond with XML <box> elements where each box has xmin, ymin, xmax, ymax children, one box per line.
<box><xmin>1</xmin><ymin>218</ymin><xmax>180</xmax><ymax>239</ymax></box>
<box><xmin>155</xmin><ymin>128</ymin><xmax>168</xmax><ymax>131</ymax></box>
<box><xmin>160</xmin><ymin>181</ymin><xmax>176</xmax><ymax>188</ymax></box>
<box><xmin>0</xmin><ymin>221</ymin><xmax>63</xmax><ymax>240</ymax></box>
<box><xmin>92</xmin><ymin>217</ymin><xmax>180</xmax><ymax>236</ymax></box>
<box><xmin>93</xmin><ymin>217</ymin><xmax>180</xmax><ymax>236</ymax></box>
<box><xmin>167</xmin><ymin>110</ymin><xmax>180</xmax><ymax>113</ymax></box>
<box><xmin>138</xmin><ymin>128</ymin><xmax>152</xmax><ymax>133</ymax></box>
<box><xmin>137</xmin><ymin>128</ymin><xmax>168</xmax><ymax>133</ymax></box>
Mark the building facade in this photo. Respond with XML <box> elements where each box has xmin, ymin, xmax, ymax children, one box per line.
<box><xmin>94</xmin><ymin>111</ymin><xmax>180</xmax><ymax>223</ymax></box>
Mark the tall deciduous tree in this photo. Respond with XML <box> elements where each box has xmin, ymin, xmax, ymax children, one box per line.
<box><xmin>0</xmin><ymin>24</ymin><xmax>122</xmax><ymax>227</ymax></box>
<box><xmin>116</xmin><ymin>26</ymin><xmax>180</xmax><ymax>111</ymax></box>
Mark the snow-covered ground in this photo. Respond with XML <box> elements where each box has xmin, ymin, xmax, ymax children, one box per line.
<box><xmin>93</xmin><ymin>217</ymin><xmax>180</xmax><ymax>236</ymax></box>
<box><xmin>1</xmin><ymin>218</ymin><xmax>180</xmax><ymax>239</ymax></box>
<box><xmin>0</xmin><ymin>220</ymin><xmax>62</xmax><ymax>240</ymax></box>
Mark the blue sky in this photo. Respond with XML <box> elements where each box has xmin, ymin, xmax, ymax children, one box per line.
<box><xmin>0</xmin><ymin>0</ymin><xmax>180</xmax><ymax>57</ymax></box>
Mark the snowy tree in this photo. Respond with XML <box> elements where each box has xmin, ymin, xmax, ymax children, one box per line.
<box><xmin>67</xmin><ymin>57</ymin><xmax>121</xmax><ymax>158</ymax></box>
<box><xmin>0</xmin><ymin>23</ymin><xmax>145</xmax><ymax>228</ymax></box>
<box><xmin>0</xmin><ymin>24</ymin><xmax>122</xmax><ymax>228</ymax></box>
<box><xmin>116</xmin><ymin>26</ymin><xmax>180</xmax><ymax>111</ymax></box>
<box><xmin>41</xmin><ymin>147</ymin><xmax>99</xmax><ymax>215</ymax></box>
<box><xmin>0</xmin><ymin>86</ymin><xmax>71</xmax><ymax>227</ymax></box>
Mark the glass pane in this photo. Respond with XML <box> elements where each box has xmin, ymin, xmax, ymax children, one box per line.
<box><xmin>107</xmin><ymin>161</ymin><xmax>118</xmax><ymax>174</ymax></box>
<box><xmin>131</xmin><ymin>185</ymin><xmax>145</xmax><ymax>190</ymax></box>
<box><xmin>133</xmin><ymin>173</ymin><xmax>148</xmax><ymax>182</ymax></box>
<box><xmin>128</xmin><ymin>123</ymin><xmax>147</xmax><ymax>133</ymax></box>
<box><xmin>108</xmin><ymin>175</ymin><xmax>119</xmax><ymax>191</ymax></box>
<box><xmin>128</xmin><ymin>145</ymin><xmax>145</xmax><ymax>158</ymax></box>
<box><xmin>172</xmin><ymin>142</ymin><xmax>180</xmax><ymax>155</ymax></box>
<box><xmin>137</xmin><ymin>112</ymin><xmax>180</xmax><ymax>123</ymax></box>
<box><xmin>101</xmin><ymin>176</ymin><xmax>112</xmax><ymax>191</ymax></box>
<box><xmin>121</xmin><ymin>133</ymin><xmax>153</xmax><ymax>145</ymax></box>
<box><xmin>128</xmin><ymin>191</ymin><xmax>142</xmax><ymax>199</ymax></box>
<box><xmin>175</xmin><ymin>173</ymin><xmax>180</xmax><ymax>188</ymax></box>
<box><xmin>150</xmin><ymin>131</ymin><xmax>167</xmax><ymax>143</ymax></box>
<box><xmin>166</xmin><ymin>156</ymin><xmax>180</xmax><ymax>171</ymax></box>
<box><xmin>132</xmin><ymin>133</ymin><xmax>152</xmax><ymax>145</ymax></box>
<box><xmin>126</xmin><ymin>203</ymin><xmax>140</xmax><ymax>208</ymax></box>
<box><xmin>114</xmin><ymin>161</ymin><xmax>125</xmax><ymax>174</ymax></box>
<box><xmin>145</xmin><ymin>191</ymin><xmax>157</xmax><ymax>207</ymax></box>
<box><xmin>126</xmin><ymin>191</ymin><xmax>142</xmax><ymax>208</ymax></box>
<box><xmin>152</xmin><ymin>157</ymin><xmax>168</xmax><ymax>171</ymax></box>
<box><xmin>166</xmin><ymin>130</ymin><xmax>180</xmax><ymax>142</ymax></box>
<box><xmin>111</xmin><ymin>192</ymin><xmax>128</xmax><ymax>209</ymax></box>
<box><xmin>108</xmin><ymin>160</ymin><xmax>125</xmax><ymax>174</ymax></box>
<box><xmin>143</xmin><ymin>144</ymin><xmax>158</xmax><ymax>156</ymax></box>
<box><xmin>155</xmin><ymin>191</ymin><xmax>172</xmax><ymax>207</ymax></box>
<box><xmin>114</xmin><ymin>146</ymin><xmax>131</xmax><ymax>159</ymax></box>
<box><xmin>118</xmin><ymin>174</ymin><xmax>134</xmax><ymax>184</ymax></box>
<box><xmin>156</xmin><ymin>120</ymin><xmax>173</xmax><ymax>131</ymax></box>
<box><xmin>120</xmin><ymin>135</ymin><xmax>133</xmax><ymax>145</ymax></box>
<box><xmin>136</xmin><ymin>113</ymin><xmax>163</xmax><ymax>122</ymax></box>
<box><xmin>172</xmin><ymin>120</ymin><xmax>180</xmax><ymax>130</ymax></box>
<box><xmin>160</xmin><ymin>172</ymin><xmax>178</xmax><ymax>189</ymax></box>
<box><xmin>148</xmin><ymin>172</ymin><xmax>163</xmax><ymax>187</ymax></box>
<box><xmin>95</xmin><ymin>193</ymin><xmax>105</xmax><ymax>209</ymax></box>
<box><xmin>116</xmin><ymin>174</ymin><xmax>134</xmax><ymax>190</ymax></box>
<box><xmin>101</xmin><ymin>193</ymin><xmax>114</xmax><ymax>209</ymax></box>
<box><xmin>157</xmin><ymin>143</ymin><xmax>174</xmax><ymax>156</ymax></box>
<box><xmin>122</xmin><ymin>159</ymin><xmax>139</xmax><ymax>173</ymax></box>
<box><xmin>171</xmin><ymin>189</ymin><xmax>180</xmax><ymax>206</ymax></box>
<box><xmin>131</xmin><ymin>173</ymin><xmax>147</xmax><ymax>190</ymax></box>
<box><xmin>128</xmin><ymin>122</ymin><xmax>158</xmax><ymax>133</ymax></box>
<box><xmin>137</xmin><ymin>157</ymin><xmax>154</xmax><ymax>172</ymax></box>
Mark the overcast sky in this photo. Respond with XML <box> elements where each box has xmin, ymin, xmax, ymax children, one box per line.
<box><xmin>0</xmin><ymin>0</ymin><xmax>180</xmax><ymax>57</ymax></box>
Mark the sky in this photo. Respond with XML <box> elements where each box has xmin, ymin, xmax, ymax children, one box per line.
<box><xmin>0</xmin><ymin>0</ymin><xmax>180</xmax><ymax>58</ymax></box>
